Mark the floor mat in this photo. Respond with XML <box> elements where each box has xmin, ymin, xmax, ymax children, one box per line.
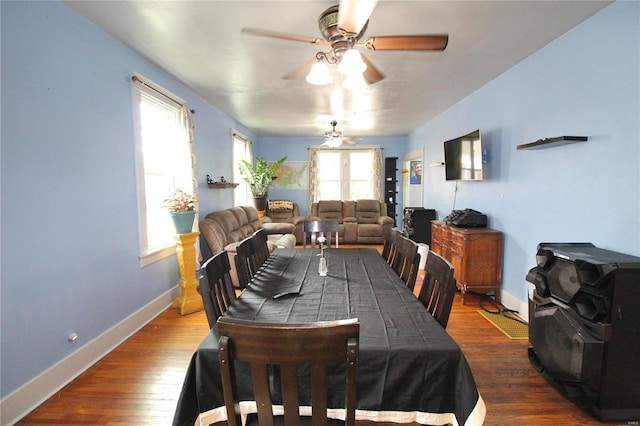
<box><xmin>477</xmin><ymin>309</ymin><xmax>528</xmax><ymax>339</ymax></box>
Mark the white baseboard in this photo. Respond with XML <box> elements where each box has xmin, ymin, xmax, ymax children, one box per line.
<box><xmin>0</xmin><ymin>286</ymin><xmax>181</xmax><ymax>426</ymax></box>
<box><xmin>500</xmin><ymin>289</ymin><xmax>529</xmax><ymax>323</ymax></box>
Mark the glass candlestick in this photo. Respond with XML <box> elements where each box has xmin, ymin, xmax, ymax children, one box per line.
<box><xmin>318</xmin><ymin>256</ymin><xmax>327</xmax><ymax>276</ymax></box>
<box><xmin>318</xmin><ymin>236</ymin><xmax>327</xmax><ymax>276</ymax></box>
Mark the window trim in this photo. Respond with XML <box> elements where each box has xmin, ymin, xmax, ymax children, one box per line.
<box><xmin>132</xmin><ymin>74</ymin><xmax>190</xmax><ymax>267</ymax></box>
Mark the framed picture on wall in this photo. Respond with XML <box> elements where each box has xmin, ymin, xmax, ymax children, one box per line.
<box><xmin>410</xmin><ymin>160</ymin><xmax>422</xmax><ymax>184</ymax></box>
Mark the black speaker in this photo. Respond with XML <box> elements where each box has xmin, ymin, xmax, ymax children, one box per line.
<box><xmin>527</xmin><ymin>243</ymin><xmax>640</xmax><ymax>421</ymax></box>
<box><xmin>402</xmin><ymin>208</ymin><xmax>436</xmax><ymax>244</ymax></box>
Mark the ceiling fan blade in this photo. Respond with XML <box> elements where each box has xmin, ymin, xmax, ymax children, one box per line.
<box><xmin>282</xmin><ymin>57</ymin><xmax>317</xmax><ymax>80</ymax></box>
<box><xmin>362</xmin><ymin>34</ymin><xmax>449</xmax><ymax>51</ymax></box>
<box><xmin>338</xmin><ymin>0</ymin><xmax>378</xmax><ymax>35</ymax></box>
<box><xmin>242</xmin><ymin>27</ymin><xmax>328</xmax><ymax>45</ymax></box>
<box><xmin>360</xmin><ymin>55</ymin><xmax>385</xmax><ymax>84</ymax></box>
<box><xmin>342</xmin><ymin>137</ymin><xmax>360</xmax><ymax>146</ymax></box>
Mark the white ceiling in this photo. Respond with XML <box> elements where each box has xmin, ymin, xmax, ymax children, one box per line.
<box><xmin>65</xmin><ymin>1</ymin><xmax>611</xmax><ymax>138</ymax></box>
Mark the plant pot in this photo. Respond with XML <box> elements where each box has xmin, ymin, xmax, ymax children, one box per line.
<box><xmin>169</xmin><ymin>211</ymin><xmax>196</xmax><ymax>234</ymax></box>
<box><xmin>252</xmin><ymin>196</ymin><xmax>268</xmax><ymax>212</ymax></box>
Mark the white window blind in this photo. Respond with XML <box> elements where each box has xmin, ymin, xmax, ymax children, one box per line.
<box><xmin>232</xmin><ymin>131</ymin><xmax>253</xmax><ymax>206</ymax></box>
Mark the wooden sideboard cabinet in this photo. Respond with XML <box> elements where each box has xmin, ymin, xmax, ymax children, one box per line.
<box><xmin>431</xmin><ymin>221</ymin><xmax>503</xmax><ymax>304</ymax></box>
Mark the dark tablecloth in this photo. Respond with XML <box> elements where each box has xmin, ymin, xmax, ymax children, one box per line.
<box><xmin>173</xmin><ymin>248</ymin><xmax>485</xmax><ymax>425</ymax></box>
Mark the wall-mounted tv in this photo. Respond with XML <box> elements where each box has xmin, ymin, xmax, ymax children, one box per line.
<box><xmin>444</xmin><ymin>129</ymin><xmax>483</xmax><ymax>181</ymax></box>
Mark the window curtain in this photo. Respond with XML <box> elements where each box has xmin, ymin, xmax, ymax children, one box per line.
<box><xmin>373</xmin><ymin>147</ymin><xmax>384</xmax><ymax>202</ymax></box>
<box><xmin>182</xmin><ymin>105</ymin><xmax>202</xmax><ymax>265</ymax></box>
<box><xmin>233</xmin><ymin>131</ymin><xmax>254</xmax><ymax>206</ymax></box>
<box><xmin>307</xmin><ymin>147</ymin><xmax>321</xmax><ymax>214</ymax></box>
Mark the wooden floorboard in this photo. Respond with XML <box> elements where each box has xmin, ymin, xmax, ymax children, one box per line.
<box><xmin>18</xmin><ymin>247</ymin><xmax>618</xmax><ymax>425</ymax></box>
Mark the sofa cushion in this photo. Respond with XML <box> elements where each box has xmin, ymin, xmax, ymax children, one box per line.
<box><xmin>263</xmin><ymin>222</ymin><xmax>295</xmax><ymax>234</ymax></box>
<box><xmin>317</xmin><ymin>200</ymin><xmax>344</xmax><ymax>223</ymax></box>
<box><xmin>355</xmin><ymin>199</ymin><xmax>382</xmax><ymax>224</ymax></box>
<box><xmin>267</xmin><ymin>209</ymin><xmax>295</xmax><ymax>223</ymax></box>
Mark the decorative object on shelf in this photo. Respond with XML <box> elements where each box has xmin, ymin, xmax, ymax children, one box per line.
<box><xmin>207</xmin><ymin>174</ymin><xmax>239</xmax><ymax>189</ymax></box>
<box><xmin>239</xmin><ymin>156</ymin><xmax>287</xmax><ymax>218</ymax></box>
<box><xmin>318</xmin><ymin>236</ymin><xmax>327</xmax><ymax>276</ymax></box>
<box><xmin>162</xmin><ymin>188</ymin><xmax>198</xmax><ymax>234</ymax></box>
<box><xmin>517</xmin><ymin>136</ymin><xmax>588</xmax><ymax>150</ymax></box>
<box><xmin>171</xmin><ymin>231</ymin><xmax>203</xmax><ymax>315</ymax></box>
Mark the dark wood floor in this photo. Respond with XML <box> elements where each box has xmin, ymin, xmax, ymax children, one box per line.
<box><xmin>18</xmin><ymin>250</ymin><xmax>618</xmax><ymax>425</ymax></box>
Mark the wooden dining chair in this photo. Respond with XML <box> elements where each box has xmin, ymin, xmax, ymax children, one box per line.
<box><xmin>303</xmin><ymin>220</ymin><xmax>339</xmax><ymax>248</ymax></box>
<box><xmin>218</xmin><ymin>317</ymin><xmax>360</xmax><ymax>426</ymax></box>
<box><xmin>381</xmin><ymin>228</ymin><xmax>401</xmax><ymax>266</ymax></box>
<box><xmin>417</xmin><ymin>250</ymin><xmax>457</xmax><ymax>329</ymax></box>
<box><xmin>235</xmin><ymin>235</ymin><xmax>258</xmax><ymax>290</ymax></box>
<box><xmin>394</xmin><ymin>236</ymin><xmax>421</xmax><ymax>292</ymax></box>
<box><xmin>253</xmin><ymin>228</ymin><xmax>270</xmax><ymax>267</ymax></box>
<box><xmin>199</xmin><ymin>250</ymin><xmax>237</xmax><ymax>329</ymax></box>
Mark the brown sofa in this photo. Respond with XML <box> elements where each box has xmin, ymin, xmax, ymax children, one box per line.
<box><xmin>199</xmin><ymin>206</ymin><xmax>296</xmax><ymax>286</ymax></box>
<box><xmin>262</xmin><ymin>200</ymin><xmax>305</xmax><ymax>244</ymax></box>
<box><xmin>309</xmin><ymin>200</ymin><xmax>394</xmax><ymax>244</ymax></box>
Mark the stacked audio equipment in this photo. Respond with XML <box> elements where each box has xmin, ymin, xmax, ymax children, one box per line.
<box><xmin>402</xmin><ymin>208</ymin><xmax>436</xmax><ymax>244</ymax></box>
<box><xmin>527</xmin><ymin>243</ymin><xmax>640</xmax><ymax>421</ymax></box>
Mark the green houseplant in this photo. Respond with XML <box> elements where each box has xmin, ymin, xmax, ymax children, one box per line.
<box><xmin>239</xmin><ymin>156</ymin><xmax>287</xmax><ymax>211</ymax></box>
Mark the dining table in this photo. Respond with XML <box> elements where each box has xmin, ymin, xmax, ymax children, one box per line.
<box><xmin>173</xmin><ymin>248</ymin><xmax>486</xmax><ymax>426</ymax></box>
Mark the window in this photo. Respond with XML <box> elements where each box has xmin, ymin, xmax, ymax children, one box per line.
<box><xmin>132</xmin><ymin>75</ymin><xmax>193</xmax><ymax>266</ymax></box>
<box><xmin>316</xmin><ymin>149</ymin><xmax>377</xmax><ymax>200</ymax></box>
<box><xmin>232</xmin><ymin>131</ymin><xmax>253</xmax><ymax>206</ymax></box>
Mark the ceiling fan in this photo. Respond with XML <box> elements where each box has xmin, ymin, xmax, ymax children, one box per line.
<box><xmin>322</xmin><ymin>120</ymin><xmax>360</xmax><ymax>147</ymax></box>
<box><xmin>242</xmin><ymin>0</ymin><xmax>448</xmax><ymax>85</ymax></box>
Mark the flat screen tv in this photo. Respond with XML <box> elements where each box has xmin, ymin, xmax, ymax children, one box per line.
<box><xmin>444</xmin><ymin>129</ymin><xmax>483</xmax><ymax>181</ymax></box>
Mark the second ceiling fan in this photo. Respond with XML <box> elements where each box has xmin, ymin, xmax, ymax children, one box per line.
<box><xmin>322</xmin><ymin>120</ymin><xmax>360</xmax><ymax>147</ymax></box>
<box><xmin>242</xmin><ymin>0</ymin><xmax>449</xmax><ymax>85</ymax></box>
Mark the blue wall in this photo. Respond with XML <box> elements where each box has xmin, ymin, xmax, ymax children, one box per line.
<box><xmin>407</xmin><ymin>1</ymin><xmax>640</xmax><ymax>305</ymax></box>
<box><xmin>257</xmin><ymin>136</ymin><xmax>407</xmax><ymax>217</ymax></box>
<box><xmin>0</xmin><ymin>1</ymin><xmax>255</xmax><ymax>400</ymax></box>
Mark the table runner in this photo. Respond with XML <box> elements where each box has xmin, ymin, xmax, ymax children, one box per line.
<box><xmin>173</xmin><ymin>248</ymin><xmax>485</xmax><ymax>425</ymax></box>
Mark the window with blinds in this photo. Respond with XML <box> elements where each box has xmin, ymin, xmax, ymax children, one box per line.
<box><xmin>132</xmin><ymin>76</ymin><xmax>192</xmax><ymax>266</ymax></box>
<box><xmin>317</xmin><ymin>149</ymin><xmax>375</xmax><ymax>200</ymax></box>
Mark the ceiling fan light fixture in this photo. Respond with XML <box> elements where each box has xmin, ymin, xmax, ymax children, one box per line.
<box><xmin>343</xmin><ymin>72</ymin><xmax>368</xmax><ymax>92</ymax></box>
<box><xmin>337</xmin><ymin>48</ymin><xmax>366</xmax><ymax>76</ymax></box>
<box><xmin>325</xmin><ymin>137</ymin><xmax>343</xmax><ymax>148</ymax></box>
<box><xmin>306</xmin><ymin>61</ymin><xmax>332</xmax><ymax>85</ymax></box>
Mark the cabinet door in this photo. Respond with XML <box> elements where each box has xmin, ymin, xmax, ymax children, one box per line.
<box><xmin>463</xmin><ymin>234</ymin><xmax>501</xmax><ymax>286</ymax></box>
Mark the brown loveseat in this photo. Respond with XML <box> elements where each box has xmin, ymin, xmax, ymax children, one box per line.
<box><xmin>262</xmin><ymin>200</ymin><xmax>305</xmax><ymax>245</ymax></box>
<box><xmin>309</xmin><ymin>200</ymin><xmax>394</xmax><ymax>244</ymax></box>
<box><xmin>199</xmin><ymin>206</ymin><xmax>296</xmax><ymax>287</ymax></box>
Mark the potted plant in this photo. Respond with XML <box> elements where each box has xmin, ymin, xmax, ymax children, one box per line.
<box><xmin>239</xmin><ymin>156</ymin><xmax>287</xmax><ymax>212</ymax></box>
<box><xmin>162</xmin><ymin>188</ymin><xmax>199</xmax><ymax>234</ymax></box>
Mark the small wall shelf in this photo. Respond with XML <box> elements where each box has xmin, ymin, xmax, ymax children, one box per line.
<box><xmin>207</xmin><ymin>182</ymin><xmax>239</xmax><ymax>189</ymax></box>
<box><xmin>517</xmin><ymin>136</ymin><xmax>588</xmax><ymax>150</ymax></box>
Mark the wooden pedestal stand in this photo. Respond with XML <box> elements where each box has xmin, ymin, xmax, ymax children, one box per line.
<box><xmin>171</xmin><ymin>231</ymin><xmax>203</xmax><ymax>315</ymax></box>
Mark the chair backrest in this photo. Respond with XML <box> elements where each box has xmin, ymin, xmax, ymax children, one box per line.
<box><xmin>418</xmin><ymin>250</ymin><xmax>457</xmax><ymax>329</ymax></box>
<box><xmin>394</xmin><ymin>236</ymin><xmax>420</xmax><ymax>291</ymax></box>
<box><xmin>200</xmin><ymin>251</ymin><xmax>237</xmax><ymax>328</ymax></box>
<box><xmin>234</xmin><ymin>235</ymin><xmax>258</xmax><ymax>290</ymax></box>
<box><xmin>218</xmin><ymin>317</ymin><xmax>360</xmax><ymax>426</ymax></box>
<box><xmin>303</xmin><ymin>220</ymin><xmax>339</xmax><ymax>248</ymax></box>
<box><xmin>253</xmin><ymin>228</ymin><xmax>270</xmax><ymax>267</ymax></box>
<box><xmin>381</xmin><ymin>228</ymin><xmax>401</xmax><ymax>266</ymax></box>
